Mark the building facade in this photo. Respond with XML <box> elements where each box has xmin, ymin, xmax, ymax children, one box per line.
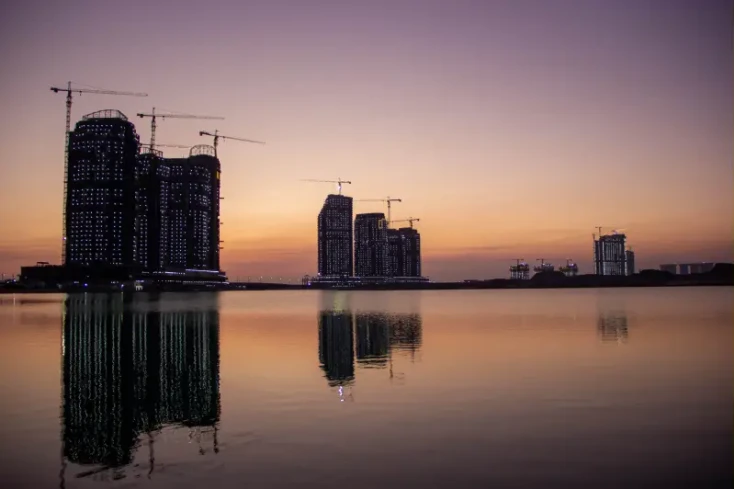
<box><xmin>354</xmin><ymin>213</ymin><xmax>388</xmax><ymax>277</ymax></box>
<box><xmin>625</xmin><ymin>249</ymin><xmax>635</xmax><ymax>276</ymax></box>
<box><xmin>65</xmin><ymin>111</ymin><xmax>222</xmax><ymax>277</ymax></box>
<box><xmin>594</xmin><ymin>232</ymin><xmax>627</xmax><ymax>276</ymax></box>
<box><xmin>317</xmin><ymin>194</ymin><xmax>353</xmax><ymax>277</ymax></box>
<box><xmin>65</xmin><ymin>110</ymin><xmax>141</xmax><ymax>267</ymax></box>
<box><xmin>397</xmin><ymin>227</ymin><xmax>421</xmax><ymax>277</ymax></box>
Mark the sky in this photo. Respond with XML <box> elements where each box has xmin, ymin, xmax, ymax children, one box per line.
<box><xmin>0</xmin><ymin>0</ymin><xmax>731</xmax><ymax>281</ymax></box>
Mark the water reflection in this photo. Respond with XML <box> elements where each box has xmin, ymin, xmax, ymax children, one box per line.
<box><xmin>597</xmin><ymin>310</ymin><xmax>629</xmax><ymax>343</ymax></box>
<box><xmin>596</xmin><ymin>295</ymin><xmax>629</xmax><ymax>343</ymax></box>
<box><xmin>317</xmin><ymin>311</ymin><xmax>355</xmax><ymax>387</ymax></box>
<box><xmin>61</xmin><ymin>294</ymin><xmax>220</xmax><ymax>482</ymax></box>
<box><xmin>317</xmin><ymin>295</ymin><xmax>423</xmax><ymax>389</ymax></box>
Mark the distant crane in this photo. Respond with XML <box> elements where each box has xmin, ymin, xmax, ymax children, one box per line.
<box><xmin>355</xmin><ymin>197</ymin><xmax>402</xmax><ymax>225</ymax></box>
<box><xmin>136</xmin><ymin>108</ymin><xmax>223</xmax><ymax>152</ymax></box>
<box><xmin>199</xmin><ymin>130</ymin><xmax>265</xmax><ymax>158</ymax></box>
<box><xmin>300</xmin><ymin>178</ymin><xmax>352</xmax><ymax>195</ymax></box>
<box><xmin>390</xmin><ymin>217</ymin><xmax>420</xmax><ymax>229</ymax></box>
<box><xmin>50</xmin><ymin>82</ymin><xmax>148</xmax><ymax>263</ymax></box>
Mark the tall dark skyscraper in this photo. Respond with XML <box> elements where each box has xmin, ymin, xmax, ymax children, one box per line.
<box><xmin>317</xmin><ymin>194</ymin><xmax>353</xmax><ymax>277</ymax></box>
<box><xmin>162</xmin><ymin>147</ymin><xmax>221</xmax><ymax>271</ymax></box>
<box><xmin>65</xmin><ymin>111</ymin><xmax>222</xmax><ymax>275</ymax></box>
<box><xmin>136</xmin><ymin>146</ymin><xmax>221</xmax><ymax>272</ymax></box>
<box><xmin>398</xmin><ymin>227</ymin><xmax>421</xmax><ymax>277</ymax></box>
<box><xmin>386</xmin><ymin>227</ymin><xmax>422</xmax><ymax>277</ymax></box>
<box><xmin>65</xmin><ymin>110</ymin><xmax>141</xmax><ymax>267</ymax></box>
<box><xmin>354</xmin><ymin>213</ymin><xmax>388</xmax><ymax>277</ymax></box>
<box><xmin>594</xmin><ymin>232</ymin><xmax>627</xmax><ymax>276</ymax></box>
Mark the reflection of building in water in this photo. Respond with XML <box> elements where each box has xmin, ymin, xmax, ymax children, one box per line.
<box><xmin>390</xmin><ymin>313</ymin><xmax>423</xmax><ymax>358</ymax></box>
<box><xmin>318</xmin><ymin>311</ymin><xmax>355</xmax><ymax>386</ymax></box>
<box><xmin>597</xmin><ymin>311</ymin><xmax>629</xmax><ymax>343</ymax></box>
<box><xmin>318</xmin><ymin>306</ymin><xmax>423</xmax><ymax>388</ymax></box>
<box><xmin>62</xmin><ymin>294</ymin><xmax>220</xmax><ymax>476</ymax></box>
<box><xmin>355</xmin><ymin>314</ymin><xmax>390</xmax><ymax>368</ymax></box>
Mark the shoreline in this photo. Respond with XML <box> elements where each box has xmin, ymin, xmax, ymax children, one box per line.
<box><xmin>1</xmin><ymin>279</ymin><xmax>731</xmax><ymax>294</ymax></box>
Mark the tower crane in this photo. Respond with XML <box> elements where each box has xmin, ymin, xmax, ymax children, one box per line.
<box><xmin>136</xmin><ymin>108</ymin><xmax>223</xmax><ymax>152</ymax></box>
<box><xmin>300</xmin><ymin>178</ymin><xmax>352</xmax><ymax>195</ymax></box>
<box><xmin>390</xmin><ymin>217</ymin><xmax>420</xmax><ymax>229</ymax></box>
<box><xmin>140</xmin><ymin>143</ymin><xmax>192</xmax><ymax>152</ymax></box>
<box><xmin>50</xmin><ymin>82</ymin><xmax>148</xmax><ymax>263</ymax></box>
<box><xmin>199</xmin><ymin>130</ymin><xmax>265</xmax><ymax>158</ymax></box>
<box><xmin>355</xmin><ymin>197</ymin><xmax>402</xmax><ymax>225</ymax></box>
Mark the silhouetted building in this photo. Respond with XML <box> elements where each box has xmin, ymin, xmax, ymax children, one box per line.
<box><xmin>559</xmin><ymin>261</ymin><xmax>579</xmax><ymax>277</ymax></box>
<box><xmin>63</xmin><ymin>110</ymin><xmax>223</xmax><ymax>281</ymax></box>
<box><xmin>399</xmin><ymin>227</ymin><xmax>421</xmax><ymax>277</ymax></box>
<box><xmin>355</xmin><ymin>313</ymin><xmax>390</xmax><ymax>367</ymax></box>
<box><xmin>594</xmin><ymin>232</ymin><xmax>627</xmax><ymax>276</ymax></box>
<box><xmin>62</xmin><ymin>294</ymin><xmax>220</xmax><ymax>472</ymax></box>
<box><xmin>386</xmin><ymin>227</ymin><xmax>422</xmax><ymax>277</ymax></box>
<box><xmin>625</xmin><ymin>249</ymin><xmax>635</xmax><ymax>275</ymax></box>
<box><xmin>386</xmin><ymin>229</ymin><xmax>402</xmax><ymax>277</ymax></box>
<box><xmin>317</xmin><ymin>194</ymin><xmax>353</xmax><ymax>277</ymax></box>
<box><xmin>65</xmin><ymin>110</ymin><xmax>141</xmax><ymax>267</ymax></box>
<box><xmin>685</xmin><ymin>262</ymin><xmax>715</xmax><ymax>274</ymax></box>
<box><xmin>317</xmin><ymin>311</ymin><xmax>355</xmax><ymax>386</ymax></box>
<box><xmin>137</xmin><ymin>145</ymin><xmax>221</xmax><ymax>272</ymax></box>
<box><xmin>354</xmin><ymin>213</ymin><xmax>388</xmax><ymax>277</ymax></box>
<box><xmin>659</xmin><ymin>264</ymin><xmax>677</xmax><ymax>274</ymax></box>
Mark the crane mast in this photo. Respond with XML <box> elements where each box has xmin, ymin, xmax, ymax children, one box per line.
<box><xmin>50</xmin><ymin>82</ymin><xmax>148</xmax><ymax>264</ymax></box>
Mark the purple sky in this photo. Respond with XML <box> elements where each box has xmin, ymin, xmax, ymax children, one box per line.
<box><xmin>0</xmin><ymin>0</ymin><xmax>732</xmax><ymax>280</ymax></box>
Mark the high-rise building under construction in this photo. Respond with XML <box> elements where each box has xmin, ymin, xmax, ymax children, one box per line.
<box><xmin>65</xmin><ymin>110</ymin><xmax>141</xmax><ymax>267</ymax></box>
<box><xmin>594</xmin><ymin>232</ymin><xmax>627</xmax><ymax>276</ymax></box>
<box><xmin>65</xmin><ymin>110</ymin><xmax>222</xmax><ymax>276</ymax></box>
<box><xmin>386</xmin><ymin>227</ymin><xmax>421</xmax><ymax>277</ymax></box>
<box><xmin>355</xmin><ymin>213</ymin><xmax>388</xmax><ymax>277</ymax></box>
<box><xmin>317</xmin><ymin>194</ymin><xmax>353</xmax><ymax>277</ymax></box>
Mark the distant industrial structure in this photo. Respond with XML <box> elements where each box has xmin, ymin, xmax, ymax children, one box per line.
<box><xmin>509</xmin><ymin>259</ymin><xmax>531</xmax><ymax>280</ymax></box>
<box><xmin>559</xmin><ymin>259</ymin><xmax>579</xmax><ymax>277</ymax></box>
<box><xmin>534</xmin><ymin>259</ymin><xmax>555</xmax><ymax>274</ymax></box>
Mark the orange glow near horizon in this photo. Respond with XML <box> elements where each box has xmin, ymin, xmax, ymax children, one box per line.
<box><xmin>0</xmin><ymin>1</ymin><xmax>732</xmax><ymax>280</ymax></box>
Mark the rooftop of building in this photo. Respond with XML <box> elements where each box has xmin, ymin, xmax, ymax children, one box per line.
<box><xmin>355</xmin><ymin>212</ymin><xmax>386</xmax><ymax>219</ymax></box>
<box><xmin>81</xmin><ymin>109</ymin><xmax>129</xmax><ymax>121</ymax></box>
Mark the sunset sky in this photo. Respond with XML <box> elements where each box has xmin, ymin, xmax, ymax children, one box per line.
<box><xmin>0</xmin><ymin>0</ymin><xmax>731</xmax><ymax>281</ymax></box>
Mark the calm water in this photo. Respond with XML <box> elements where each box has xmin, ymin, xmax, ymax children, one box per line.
<box><xmin>0</xmin><ymin>288</ymin><xmax>731</xmax><ymax>489</ymax></box>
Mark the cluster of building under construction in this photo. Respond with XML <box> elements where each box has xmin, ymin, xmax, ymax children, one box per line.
<box><xmin>509</xmin><ymin>230</ymin><xmax>636</xmax><ymax>279</ymax></box>
<box><xmin>306</xmin><ymin>193</ymin><xmax>426</xmax><ymax>285</ymax></box>
<box><xmin>22</xmin><ymin>109</ymin><xmax>227</xmax><ymax>286</ymax></box>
